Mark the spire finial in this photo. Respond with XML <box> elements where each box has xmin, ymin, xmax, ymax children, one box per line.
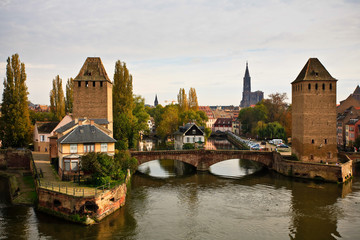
<box><xmin>246</xmin><ymin>61</ymin><xmax>248</xmax><ymax>67</ymax></box>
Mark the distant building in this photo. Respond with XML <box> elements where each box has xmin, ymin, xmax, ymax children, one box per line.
<box><xmin>213</xmin><ymin>118</ymin><xmax>232</xmax><ymax>133</ymax></box>
<box><xmin>240</xmin><ymin>62</ymin><xmax>264</xmax><ymax>108</ymax></box>
<box><xmin>292</xmin><ymin>58</ymin><xmax>337</xmax><ymax>162</ymax></box>
<box><xmin>336</xmin><ymin>85</ymin><xmax>360</xmax><ymax>147</ymax></box>
<box><xmin>174</xmin><ymin>123</ymin><xmax>205</xmax><ymax>150</ymax></box>
<box><xmin>154</xmin><ymin>95</ymin><xmax>158</xmax><ymax>107</ymax></box>
<box><xmin>34</xmin><ymin>121</ymin><xmax>59</xmax><ymax>152</ymax></box>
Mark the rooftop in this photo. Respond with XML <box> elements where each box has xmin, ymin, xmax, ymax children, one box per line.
<box><xmin>74</xmin><ymin>57</ymin><xmax>111</xmax><ymax>82</ymax></box>
<box><xmin>292</xmin><ymin>58</ymin><xmax>337</xmax><ymax>84</ymax></box>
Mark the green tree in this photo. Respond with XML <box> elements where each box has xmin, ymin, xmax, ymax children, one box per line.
<box><xmin>65</xmin><ymin>77</ymin><xmax>74</xmax><ymax>114</ymax></box>
<box><xmin>0</xmin><ymin>54</ymin><xmax>32</xmax><ymax>148</ymax></box>
<box><xmin>129</xmin><ymin>95</ymin><xmax>150</xmax><ymax>147</ymax></box>
<box><xmin>113</xmin><ymin>60</ymin><xmax>134</xmax><ymax>150</ymax></box>
<box><xmin>238</xmin><ymin>103</ymin><xmax>268</xmax><ymax>135</ymax></box>
<box><xmin>188</xmin><ymin>87</ymin><xmax>199</xmax><ymax>111</ymax></box>
<box><xmin>157</xmin><ymin>104</ymin><xmax>179</xmax><ymax>138</ymax></box>
<box><xmin>354</xmin><ymin>136</ymin><xmax>360</xmax><ymax>149</ymax></box>
<box><xmin>177</xmin><ymin>88</ymin><xmax>188</xmax><ymax>112</ymax></box>
<box><xmin>50</xmin><ymin>75</ymin><xmax>65</xmax><ymax>120</ymax></box>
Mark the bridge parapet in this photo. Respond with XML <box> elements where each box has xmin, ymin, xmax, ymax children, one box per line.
<box><xmin>130</xmin><ymin>150</ymin><xmax>274</xmax><ymax>171</ymax></box>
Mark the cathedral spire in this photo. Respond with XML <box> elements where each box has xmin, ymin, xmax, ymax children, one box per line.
<box><xmin>154</xmin><ymin>94</ymin><xmax>158</xmax><ymax>107</ymax></box>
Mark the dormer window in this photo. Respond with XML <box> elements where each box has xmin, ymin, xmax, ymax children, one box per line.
<box><xmin>192</xmin><ymin>129</ymin><xmax>196</xmax><ymax>134</ymax></box>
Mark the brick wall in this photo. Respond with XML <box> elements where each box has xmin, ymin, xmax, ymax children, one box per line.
<box><xmin>0</xmin><ymin>149</ymin><xmax>31</xmax><ymax>170</ymax></box>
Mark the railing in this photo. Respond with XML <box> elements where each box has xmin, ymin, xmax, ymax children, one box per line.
<box><xmin>30</xmin><ymin>152</ymin><xmax>128</xmax><ymax>197</ymax></box>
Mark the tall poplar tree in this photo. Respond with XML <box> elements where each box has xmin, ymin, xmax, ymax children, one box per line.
<box><xmin>65</xmin><ymin>77</ymin><xmax>74</xmax><ymax>114</ymax></box>
<box><xmin>49</xmin><ymin>75</ymin><xmax>65</xmax><ymax>120</ymax></box>
<box><xmin>113</xmin><ymin>60</ymin><xmax>134</xmax><ymax>150</ymax></box>
<box><xmin>188</xmin><ymin>87</ymin><xmax>199</xmax><ymax>111</ymax></box>
<box><xmin>177</xmin><ymin>88</ymin><xmax>188</xmax><ymax>112</ymax></box>
<box><xmin>0</xmin><ymin>54</ymin><xmax>32</xmax><ymax>148</ymax></box>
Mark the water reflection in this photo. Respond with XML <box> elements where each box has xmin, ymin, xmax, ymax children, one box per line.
<box><xmin>210</xmin><ymin>159</ymin><xmax>263</xmax><ymax>178</ymax></box>
<box><xmin>137</xmin><ymin>159</ymin><xmax>196</xmax><ymax>178</ymax></box>
<box><xmin>1</xmin><ymin>165</ymin><xmax>360</xmax><ymax>239</ymax></box>
<box><xmin>205</xmin><ymin>138</ymin><xmax>239</xmax><ymax>150</ymax></box>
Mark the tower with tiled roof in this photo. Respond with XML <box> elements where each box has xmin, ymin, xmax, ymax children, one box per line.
<box><xmin>73</xmin><ymin>57</ymin><xmax>113</xmax><ymax>133</ymax></box>
<box><xmin>291</xmin><ymin>58</ymin><xmax>337</xmax><ymax>162</ymax></box>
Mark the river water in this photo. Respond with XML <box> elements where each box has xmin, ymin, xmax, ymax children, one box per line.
<box><xmin>1</xmin><ymin>143</ymin><xmax>360</xmax><ymax>239</ymax></box>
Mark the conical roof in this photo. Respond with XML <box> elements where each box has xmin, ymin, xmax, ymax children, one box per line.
<box><xmin>74</xmin><ymin>57</ymin><xmax>111</xmax><ymax>82</ymax></box>
<box><xmin>292</xmin><ymin>58</ymin><xmax>337</xmax><ymax>84</ymax></box>
<box><xmin>353</xmin><ymin>85</ymin><xmax>360</xmax><ymax>95</ymax></box>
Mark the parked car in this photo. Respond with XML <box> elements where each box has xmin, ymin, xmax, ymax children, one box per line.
<box><xmin>260</xmin><ymin>141</ymin><xmax>266</xmax><ymax>145</ymax></box>
<box><xmin>269</xmin><ymin>139</ymin><xmax>283</xmax><ymax>145</ymax></box>
<box><xmin>277</xmin><ymin>143</ymin><xmax>289</xmax><ymax>148</ymax></box>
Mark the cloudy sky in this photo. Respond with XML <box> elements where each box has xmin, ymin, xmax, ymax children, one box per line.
<box><xmin>0</xmin><ymin>0</ymin><xmax>359</xmax><ymax>106</ymax></box>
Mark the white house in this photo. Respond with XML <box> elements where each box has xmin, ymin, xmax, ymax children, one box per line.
<box><xmin>174</xmin><ymin>123</ymin><xmax>205</xmax><ymax>150</ymax></box>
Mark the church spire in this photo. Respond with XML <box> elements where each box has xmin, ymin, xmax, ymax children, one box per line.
<box><xmin>154</xmin><ymin>94</ymin><xmax>158</xmax><ymax>107</ymax></box>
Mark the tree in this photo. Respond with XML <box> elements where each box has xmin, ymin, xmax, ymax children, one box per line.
<box><xmin>157</xmin><ymin>104</ymin><xmax>179</xmax><ymax>138</ymax></box>
<box><xmin>0</xmin><ymin>54</ymin><xmax>32</xmax><ymax>148</ymax></box>
<box><xmin>129</xmin><ymin>95</ymin><xmax>150</xmax><ymax>147</ymax></box>
<box><xmin>188</xmin><ymin>87</ymin><xmax>199</xmax><ymax>111</ymax></box>
<box><xmin>49</xmin><ymin>75</ymin><xmax>65</xmax><ymax>120</ymax></box>
<box><xmin>177</xmin><ymin>88</ymin><xmax>188</xmax><ymax>112</ymax></box>
<box><xmin>113</xmin><ymin>60</ymin><xmax>134</xmax><ymax>150</ymax></box>
<box><xmin>65</xmin><ymin>77</ymin><xmax>74</xmax><ymax>114</ymax></box>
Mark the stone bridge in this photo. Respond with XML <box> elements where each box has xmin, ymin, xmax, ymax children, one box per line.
<box><xmin>130</xmin><ymin>150</ymin><xmax>274</xmax><ymax>171</ymax></box>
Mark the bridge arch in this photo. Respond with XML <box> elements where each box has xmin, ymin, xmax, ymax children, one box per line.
<box><xmin>131</xmin><ymin>150</ymin><xmax>274</xmax><ymax>171</ymax></box>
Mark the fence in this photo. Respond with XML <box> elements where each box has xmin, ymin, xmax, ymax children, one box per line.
<box><xmin>30</xmin><ymin>152</ymin><xmax>126</xmax><ymax>197</ymax></box>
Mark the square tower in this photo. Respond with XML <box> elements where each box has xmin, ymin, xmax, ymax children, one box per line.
<box><xmin>291</xmin><ymin>58</ymin><xmax>337</xmax><ymax>162</ymax></box>
<box><xmin>73</xmin><ymin>57</ymin><xmax>113</xmax><ymax>133</ymax></box>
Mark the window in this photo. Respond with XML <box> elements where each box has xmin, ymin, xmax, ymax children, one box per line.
<box><xmin>186</xmin><ymin>137</ymin><xmax>190</xmax><ymax>143</ymax></box>
<box><xmin>64</xmin><ymin>160</ymin><xmax>70</xmax><ymax>171</ymax></box>
<box><xmin>330</xmin><ymin>83</ymin><xmax>332</xmax><ymax>90</ymax></box>
<box><xmin>71</xmin><ymin>160</ymin><xmax>78</xmax><ymax>171</ymax></box>
<box><xmin>350</xmin><ymin>133</ymin><xmax>354</xmax><ymax>138</ymax></box>
<box><xmin>315</xmin><ymin>83</ymin><xmax>318</xmax><ymax>90</ymax></box>
<box><xmin>101</xmin><ymin>143</ymin><xmax>108</xmax><ymax>152</ymax></box>
<box><xmin>70</xmin><ymin>144</ymin><xmax>77</xmax><ymax>153</ymax></box>
<box><xmin>78</xmin><ymin>81</ymin><xmax>81</xmax><ymax>87</ymax></box>
<box><xmin>192</xmin><ymin>129</ymin><xmax>196</xmax><ymax>134</ymax></box>
<box><xmin>308</xmin><ymin>83</ymin><xmax>311</xmax><ymax>90</ymax></box>
<box><xmin>40</xmin><ymin>135</ymin><xmax>45</xmax><ymax>142</ymax></box>
<box><xmin>322</xmin><ymin>83</ymin><xmax>325</xmax><ymax>90</ymax></box>
<box><xmin>311</xmin><ymin>139</ymin><xmax>315</xmax><ymax>144</ymax></box>
<box><xmin>100</xmin><ymin>81</ymin><xmax>103</xmax><ymax>87</ymax></box>
<box><xmin>324</xmin><ymin>139</ymin><xmax>327</xmax><ymax>144</ymax></box>
<box><xmin>310</xmin><ymin>155</ymin><xmax>314</xmax><ymax>160</ymax></box>
<box><xmin>93</xmin><ymin>81</ymin><xmax>95</xmax><ymax>87</ymax></box>
<box><xmin>85</xmin><ymin>81</ymin><xmax>89</xmax><ymax>87</ymax></box>
<box><xmin>84</xmin><ymin>144</ymin><xmax>95</xmax><ymax>152</ymax></box>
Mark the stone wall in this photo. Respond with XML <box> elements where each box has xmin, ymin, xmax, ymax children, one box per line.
<box><xmin>38</xmin><ymin>181</ymin><xmax>127</xmax><ymax>222</ymax></box>
<box><xmin>0</xmin><ymin>149</ymin><xmax>31</xmax><ymax>170</ymax></box>
<box><xmin>272</xmin><ymin>152</ymin><xmax>351</xmax><ymax>182</ymax></box>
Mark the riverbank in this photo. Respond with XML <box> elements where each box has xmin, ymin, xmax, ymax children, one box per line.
<box><xmin>0</xmin><ymin>170</ymin><xmax>37</xmax><ymax>205</ymax></box>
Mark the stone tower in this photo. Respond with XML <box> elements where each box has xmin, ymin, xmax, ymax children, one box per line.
<box><xmin>73</xmin><ymin>57</ymin><xmax>113</xmax><ymax>132</ymax></box>
<box><xmin>291</xmin><ymin>58</ymin><xmax>337</xmax><ymax>162</ymax></box>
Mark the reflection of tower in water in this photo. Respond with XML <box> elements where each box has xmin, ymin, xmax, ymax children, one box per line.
<box><xmin>289</xmin><ymin>181</ymin><xmax>352</xmax><ymax>239</ymax></box>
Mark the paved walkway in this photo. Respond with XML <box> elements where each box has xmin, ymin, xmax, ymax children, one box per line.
<box><xmin>32</xmin><ymin>152</ymin><xmax>106</xmax><ymax>197</ymax></box>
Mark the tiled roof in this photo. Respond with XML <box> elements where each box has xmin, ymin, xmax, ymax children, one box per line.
<box><xmin>214</xmin><ymin>118</ymin><xmax>232</xmax><ymax>126</ymax></box>
<box><xmin>55</xmin><ymin>118</ymin><xmax>109</xmax><ymax>133</ymax></box>
<box><xmin>58</xmin><ymin>125</ymin><xmax>116</xmax><ymax>144</ymax></box>
<box><xmin>174</xmin><ymin>123</ymin><xmax>204</xmax><ymax>135</ymax></box>
<box><xmin>37</xmin><ymin>121</ymin><xmax>60</xmax><ymax>134</ymax></box>
<box><xmin>292</xmin><ymin>58</ymin><xmax>337</xmax><ymax>84</ymax></box>
<box><xmin>74</xmin><ymin>57</ymin><xmax>111</xmax><ymax>82</ymax></box>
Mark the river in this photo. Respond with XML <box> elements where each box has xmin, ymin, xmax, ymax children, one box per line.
<box><xmin>1</xmin><ymin>142</ymin><xmax>360</xmax><ymax>239</ymax></box>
